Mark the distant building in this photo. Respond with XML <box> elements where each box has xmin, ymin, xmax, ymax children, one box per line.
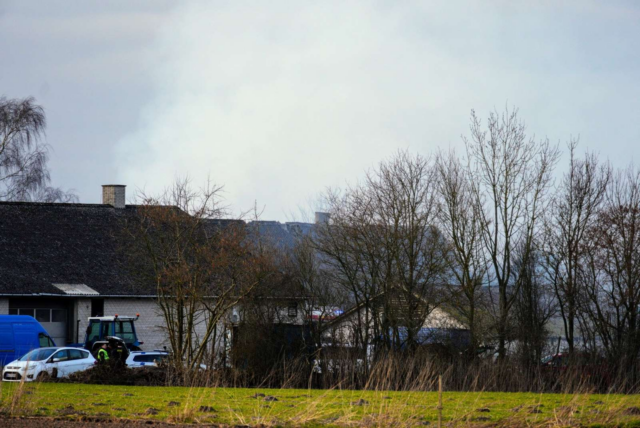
<box><xmin>320</xmin><ymin>287</ymin><xmax>469</xmax><ymax>356</ymax></box>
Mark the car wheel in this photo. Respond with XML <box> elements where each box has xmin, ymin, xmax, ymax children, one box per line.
<box><xmin>36</xmin><ymin>371</ymin><xmax>50</xmax><ymax>382</ymax></box>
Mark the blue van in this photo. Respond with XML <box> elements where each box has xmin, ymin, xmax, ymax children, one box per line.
<box><xmin>0</xmin><ymin>316</ymin><xmax>56</xmax><ymax>366</ymax></box>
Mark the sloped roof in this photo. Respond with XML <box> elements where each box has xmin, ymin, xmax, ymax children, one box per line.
<box><xmin>0</xmin><ymin>202</ymin><xmax>150</xmax><ymax>296</ymax></box>
<box><xmin>0</xmin><ymin>202</ymin><xmax>316</xmax><ymax>298</ymax></box>
<box><xmin>322</xmin><ymin>285</ymin><xmax>467</xmax><ymax>331</ymax></box>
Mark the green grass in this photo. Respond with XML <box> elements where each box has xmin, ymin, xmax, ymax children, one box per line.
<box><xmin>2</xmin><ymin>382</ymin><xmax>640</xmax><ymax>426</ymax></box>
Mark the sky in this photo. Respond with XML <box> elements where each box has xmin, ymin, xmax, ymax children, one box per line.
<box><xmin>1</xmin><ymin>1</ymin><xmax>639</xmax><ymax>220</ymax></box>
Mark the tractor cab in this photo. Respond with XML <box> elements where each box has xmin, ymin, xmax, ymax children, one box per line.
<box><xmin>84</xmin><ymin>314</ymin><xmax>143</xmax><ymax>351</ymax></box>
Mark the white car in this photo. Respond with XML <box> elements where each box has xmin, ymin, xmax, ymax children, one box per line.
<box><xmin>126</xmin><ymin>351</ymin><xmax>169</xmax><ymax>368</ymax></box>
<box><xmin>3</xmin><ymin>347</ymin><xmax>96</xmax><ymax>382</ymax></box>
<box><xmin>126</xmin><ymin>351</ymin><xmax>209</xmax><ymax>371</ymax></box>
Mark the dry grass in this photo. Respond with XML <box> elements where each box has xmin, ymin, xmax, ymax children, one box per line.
<box><xmin>0</xmin><ymin>372</ymin><xmax>39</xmax><ymax>417</ymax></box>
<box><xmin>196</xmin><ymin>353</ymin><xmax>632</xmax><ymax>395</ymax></box>
<box><xmin>2</xmin><ymin>353</ymin><xmax>638</xmax><ymax>426</ymax></box>
<box><xmin>1</xmin><ymin>382</ymin><xmax>640</xmax><ymax>426</ymax></box>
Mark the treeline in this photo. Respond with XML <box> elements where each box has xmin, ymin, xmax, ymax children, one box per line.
<box><xmin>301</xmin><ymin>108</ymin><xmax>640</xmax><ymax>391</ymax></box>
<box><xmin>127</xmin><ymin>108</ymin><xmax>640</xmax><ymax>392</ymax></box>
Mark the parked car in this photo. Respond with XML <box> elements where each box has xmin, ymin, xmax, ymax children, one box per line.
<box><xmin>2</xmin><ymin>347</ymin><xmax>96</xmax><ymax>382</ymax></box>
<box><xmin>0</xmin><ymin>315</ymin><xmax>56</xmax><ymax>366</ymax></box>
<box><xmin>126</xmin><ymin>351</ymin><xmax>169</xmax><ymax>368</ymax></box>
<box><xmin>126</xmin><ymin>351</ymin><xmax>210</xmax><ymax>371</ymax></box>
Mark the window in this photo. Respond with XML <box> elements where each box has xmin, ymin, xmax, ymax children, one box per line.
<box><xmin>115</xmin><ymin>320</ymin><xmax>135</xmax><ymax>343</ymax></box>
<box><xmin>90</xmin><ymin>299</ymin><xmax>104</xmax><ymax>317</ymax></box>
<box><xmin>18</xmin><ymin>308</ymin><xmax>34</xmax><ymax>317</ymax></box>
<box><xmin>101</xmin><ymin>322</ymin><xmax>111</xmax><ymax>338</ymax></box>
<box><xmin>68</xmin><ymin>349</ymin><xmax>84</xmax><ymax>360</ymax></box>
<box><xmin>11</xmin><ymin>308</ymin><xmax>66</xmax><ymax>322</ymax></box>
<box><xmin>38</xmin><ymin>333</ymin><xmax>54</xmax><ymax>348</ymax></box>
<box><xmin>35</xmin><ymin>309</ymin><xmax>50</xmax><ymax>323</ymax></box>
<box><xmin>288</xmin><ymin>303</ymin><xmax>298</xmax><ymax>318</ymax></box>
<box><xmin>52</xmin><ymin>309</ymin><xmax>66</xmax><ymax>322</ymax></box>
<box><xmin>19</xmin><ymin>348</ymin><xmax>56</xmax><ymax>362</ymax></box>
<box><xmin>133</xmin><ymin>354</ymin><xmax>167</xmax><ymax>363</ymax></box>
<box><xmin>52</xmin><ymin>350</ymin><xmax>69</xmax><ymax>362</ymax></box>
<box><xmin>87</xmin><ymin>322</ymin><xmax>101</xmax><ymax>343</ymax></box>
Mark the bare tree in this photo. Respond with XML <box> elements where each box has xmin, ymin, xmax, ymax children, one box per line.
<box><xmin>315</xmin><ymin>151</ymin><xmax>449</xmax><ymax>355</ymax></box>
<box><xmin>314</xmin><ymin>186</ymin><xmax>385</xmax><ymax>358</ymax></box>
<box><xmin>581</xmin><ymin>166</ymin><xmax>640</xmax><ymax>379</ymax></box>
<box><xmin>372</xmin><ymin>152</ymin><xmax>449</xmax><ymax>350</ymax></box>
<box><xmin>124</xmin><ymin>178</ymin><xmax>258</xmax><ymax>374</ymax></box>
<box><xmin>436</xmin><ymin>151</ymin><xmax>489</xmax><ymax>356</ymax></box>
<box><xmin>543</xmin><ymin>141</ymin><xmax>610</xmax><ymax>353</ymax></box>
<box><xmin>0</xmin><ymin>96</ymin><xmax>76</xmax><ymax>202</ymax></box>
<box><xmin>288</xmin><ymin>233</ymin><xmax>344</xmax><ymax>351</ymax></box>
<box><xmin>512</xmin><ymin>245</ymin><xmax>556</xmax><ymax>365</ymax></box>
<box><xmin>226</xmin><ymin>227</ymin><xmax>309</xmax><ymax>384</ymax></box>
<box><xmin>465</xmin><ymin>107</ymin><xmax>560</xmax><ymax>360</ymax></box>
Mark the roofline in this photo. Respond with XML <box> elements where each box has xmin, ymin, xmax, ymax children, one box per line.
<box><xmin>0</xmin><ymin>293</ymin><xmax>158</xmax><ymax>298</ymax></box>
<box><xmin>0</xmin><ymin>201</ymin><xmax>189</xmax><ymax>211</ymax></box>
<box><xmin>321</xmin><ymin>286</ymin><xmax>466</xmax><ymax>331</ymax></box>
<box><xmin>0</xmin><ymin>293</ymin><xmax>309</xmax><ymax>299</ymax></box>
<box><xmin>0</xmin><ymin>201</ymin><xmax>117</xmax><ymax>208</ymax></box>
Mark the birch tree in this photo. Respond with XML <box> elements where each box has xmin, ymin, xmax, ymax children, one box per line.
<box><xmin>0</xmin><ymin>96</ymin><xmax>76</xmax><ymax>202</ymax></box>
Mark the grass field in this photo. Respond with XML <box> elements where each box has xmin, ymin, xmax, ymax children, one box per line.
<box><xmin>2</xmin><ymin>382</ymin><xmax>640</xmax><ymax>426</ymax></box>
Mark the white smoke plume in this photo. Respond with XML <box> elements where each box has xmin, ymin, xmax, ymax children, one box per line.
<box><xmin>115</xmin><ymin>1</ymin><xmax>640</xmax><ymax>220</ymax></box>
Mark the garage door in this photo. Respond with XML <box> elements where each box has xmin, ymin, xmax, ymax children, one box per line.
<box><xmin>9</xmin><ymin>308</ymin><xmax>67</xmax><ymax>346</ymax></box>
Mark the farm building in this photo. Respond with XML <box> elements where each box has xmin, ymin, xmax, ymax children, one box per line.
<box><xmin>0</xmin><ymin>185</ymin><xmax>308</xmax><ymax>352</ymax></box>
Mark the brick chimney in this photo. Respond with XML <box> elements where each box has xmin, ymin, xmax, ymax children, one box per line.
<box><xmin>102</xmin><ymin>185</ymin><xmax>126</xmax><ymax>209</ymax></box>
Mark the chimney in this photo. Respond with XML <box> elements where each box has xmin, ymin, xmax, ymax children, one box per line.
<box><xmin>102</xmin><ymin>185</ymin><xmax>126</xmax><ymax>209</ymax></box>
<box><xmin>315</xmin><ymin>211</ymin><xmax>330</xmax><ymax>224</ymax></box>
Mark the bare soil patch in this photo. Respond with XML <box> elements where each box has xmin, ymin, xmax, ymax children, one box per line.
<box><xmin>0</xmin><ymin>418</ymin><xmax>223</xmax><ymax>428</ymax></box>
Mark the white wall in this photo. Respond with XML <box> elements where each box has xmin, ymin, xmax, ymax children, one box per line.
<box><xmin>103</xmin><ymin>298</ymin><xmax>168</xmax><ymax>351</ymax></box>
<box><xmin>70</xmin><ymin>297</ymin><xmax>231</xmax><ymax>358</ymax></box>
<box><xmin>101</xmin><ymin>298</ymin><xmax>224</xmax><ymax>354</ymax></box>
<box><xmin>0</xmin><ymin>298</ymin><xmax>8</xmax><ymax>315</ymax></box>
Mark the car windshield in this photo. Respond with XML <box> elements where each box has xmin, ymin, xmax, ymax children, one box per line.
<box><xmin>18</xmin><ymin>348</ymin><xmax>57</xmax><ymax>362</ymax></box>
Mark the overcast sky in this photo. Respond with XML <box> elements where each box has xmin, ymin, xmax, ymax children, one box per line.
<box><xmin>1</xmin><ymin>1</ymin><xmax>639</xmax><ymax>220</ymax></box>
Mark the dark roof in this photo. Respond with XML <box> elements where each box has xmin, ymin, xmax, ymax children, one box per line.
<box><xmin>0</xmin><ymin>201</ymin><xmax>150</xmax><ymax>296</ymax></box>
<box><xmin>0</xmin><ymin>202</ymin><xmax>317</xmax><ymax>298</ymax></box>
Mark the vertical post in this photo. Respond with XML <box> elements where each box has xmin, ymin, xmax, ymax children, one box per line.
<box><xmin>438</xmin><ymin>375</ymin><xmax>443</xmax><ymax>428</ymax></box>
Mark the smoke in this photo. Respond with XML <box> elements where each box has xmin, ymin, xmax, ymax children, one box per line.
<box><xmin>115</xmin><ymin>1</ymin><xmax>640</xmax><ymax>220</ymax></box>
